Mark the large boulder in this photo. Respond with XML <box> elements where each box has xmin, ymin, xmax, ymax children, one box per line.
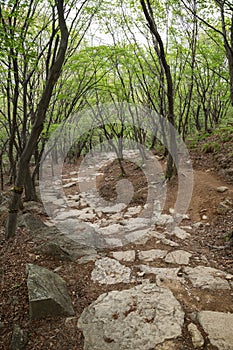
<box><xmin>26</xmin><ymin>264</ymin><xmax>75</xmax><ymax>320</ymax></box>
<box><xmin>78</xmin><ymin>284</ymin><xmax>184</xmax><ymax>350</ymax></box>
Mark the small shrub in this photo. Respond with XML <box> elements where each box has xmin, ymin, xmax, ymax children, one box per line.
<box><xmin>202</xmin><ymin>142</ymin><xmax>219</xmax><ymax>153</ymax></box>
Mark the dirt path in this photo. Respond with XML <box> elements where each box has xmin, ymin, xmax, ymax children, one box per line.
<box><xmin>1</xmin><ymin>155</ymin><xmax>233</xmax><ymax>350</ymax></box>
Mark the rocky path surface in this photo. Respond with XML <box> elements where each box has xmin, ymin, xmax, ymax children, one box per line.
<box><xmin>28</xmin><ymin>151</ymin><xmax>233</xmax><ymax>350</ymax></box>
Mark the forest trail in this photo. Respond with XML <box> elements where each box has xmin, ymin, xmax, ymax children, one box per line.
<box><xmin>1</xmin><ymin>153</ymin><xmax>233</xmax><ymax>349</ymax></box>
<box><xmin>167</xmin><ymin>168</ymin><xmax>233</xmax><ymax>222</ymax></box>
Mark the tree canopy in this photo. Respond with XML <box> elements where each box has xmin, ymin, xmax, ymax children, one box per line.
<box><xmin>0</xmin><ymin>0</ymin><xmax>233</xmax><ymax>237</ymax></box>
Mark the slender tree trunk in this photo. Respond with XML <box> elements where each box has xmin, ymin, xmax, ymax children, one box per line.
<box><xmin>6</xmin><ymin>0</ymin><xmax>69</xmax><ymax>239</ymax></box>
<box><xmin>24</xmin><ymin>165</ymin><xmax>37</xmax><ymax>201</ymax></box>
<box><xmin>140</xmin><ymin>0</ymin><xmax>177</xmax><ymax>179</ymax></box>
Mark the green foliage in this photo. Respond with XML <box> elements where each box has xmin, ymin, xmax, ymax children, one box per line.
<box><xmin>202</xmin><ymin>141</ymin><xmax>219</xmax><ymax>153</ymax></box>
<box><xmin>0</xmin><ymin>0</ymin><xmax>233</xmax><ymax>173</ymax></box>
<box><xmin>199</xmin><ymin>132</ymin><xmax>212</xmax><ymax>141</ymax></box>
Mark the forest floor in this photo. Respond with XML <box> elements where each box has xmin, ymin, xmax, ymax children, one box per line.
<box><xmin>0</xmin><ymin>132</ymin><xmax>233</xmax><ymax>350</ymax></box>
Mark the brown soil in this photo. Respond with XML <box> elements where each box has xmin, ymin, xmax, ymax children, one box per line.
<box><xmin>0</xmin><ymin>149</ymin><xmax>233</xmax><ymax>349</ymax></box>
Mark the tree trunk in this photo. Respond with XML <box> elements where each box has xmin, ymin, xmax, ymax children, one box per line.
<box><xmin>24</xmin><ymin>165</ymin><xmax>37</xmax><ymax>202</ymax></box>
<box><xmin>140</xmin><ymin>0</ymin><xmax>177</xmax><ymax>179</ymax></box>
<box><xmin>6</xmin><ymin>0</ymin><xmax>69</xmax><ymax>239</ymax></box>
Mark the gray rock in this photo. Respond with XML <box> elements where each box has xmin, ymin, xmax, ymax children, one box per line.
<box><xmin>161</xmin><ymin>237</ymin><xmax>179</xmax><ymax>247</ymax></box>
<box><xmin>112</xmin><ymin>250</ymin><xmax>136</xmax><ymax>262</ymax></box>
<box><xmin>78</xmin><ymin>212</ymin><xmax>96</xmax><ymax>221</ymax></box>
<box><xmin>125</xmin><ymin>229</ymin><xmax>153</xmax><ymax>244</ymax></box>
<box><xmin>11</xmin><ymin>324</ymin><xmax>28</xmax><ymax>350</ymax></box>
<box><xmin>60</xmin><ymin>238</ymin><xmax>98</xmax><ymax>259</ymax></box>
<box><xmin>14</xmin><ymin>212</ymin><xmax>99</xmax><ymax>258</ymax></box>
<box><xmin>104</xmin><ymin>237</ymin><xmax>123</xmax><ymax>248</ymax></box>
<box><xmin>217</xmin><ymin>199</ymin><xmax>232</xmax><ymax>215</ymax></box>
<box><xmin>23</xmin><ymin>201</ymin><xmax>46</xmax><ymax>215</ymax></box>
<box><xmin>35</xmin><ymin>242</ymin><xmax>74</xmax><ymax>261</ymax></box>
<box><xmin>18</xmin><ymin>213</ymin><xmax>46</xmax><ymax>232</ymax></box>
<box><xmin>138</xmin><ymin>249</ymin><xmax>168</xmax><ymax>262</ymax></box>
<box><xmin>153</xmin><ymin>214</ymin><xmax>174</xmax><ymax>225</ymax></box>
<box><xmin>133</xmin><ymin>230</ymin><xmax>172</xmax><ymax>246</ymax></box>
<box><xmin>91</xmin><ymin>257</ymin><xmax>132</xmax><ymax>284</ymax></box>
<box><xmin>188</xmin><ymin>323</ymin><xmax>204</xmax><ymax>348</ymax></box>
<box><xmin>59</xmin><ymin>219</ymin><xmax>106</xmax><ymax>249</ymax></box>
<box><xmin>171</xmin><ymin>227</ymin><xmax>190</xmax><ymax>240</ymax></box>
<box><xmin>26</xmin><ymin>264</ymin><xmax>75</xmax><ymax>319</ymax></box>
<box><xmin>193</xmin><ymin>222</ymin><xmax>203</xmax><ymax>229</ymax></box>
<box><xmin>78</xmin><ymin>284</ymin><xmax>184</xmax><ymax>350</ymax></box>
<box><xmin>63</xmin><ymin>182</ymin><xmax>76</xmax><ymax>188</ymax></box>
<box><xmin>184</xmin><ymin>266</ymin><xmax>232</xmax><ymax>290</ymax></box>
<box><xmin>124</xmin><ymin>206</ymin><xmax>142</xmax><ymax>216</ymax></box>
<box><xmin>101</xmin><ymin>203</ymin><xmax>126</xmax><ymax>213</ymax></box>
<box><xmin>217</xmin><ymin>186</ymin><xmax>229</xmax><ymax>193</ymax></box>
<box><xmin>77</xmin><ymin>254</ymin><xmax>100</xmax><ymax>264</ymax></box>
<box><xmin>98</xmin><ymin>224</ymin><xmax>123</xmax><ymax>236</ymax></box>
<box><xmin>198</xmin><ymin>311</ymin><xmax>233</xmax><ymax>349</ymax></box>
<box><xmin>123</xmin><ymin>217</ymin><xmax>151</xmax><ymax>231</ymax></box>
<box><xmin>165</xmin><ymin>250</ymin><xmax>192</xmax><ymax>265</ymax></box>
<box><xmin>138</xmin><ymin>265</ymin><xmax>182</xmax><ymax>285</ymax></box>
<box><xmin>54</xmin><ymin>209</ymin><xmax>82</xmax><ymax>221</ymax></box>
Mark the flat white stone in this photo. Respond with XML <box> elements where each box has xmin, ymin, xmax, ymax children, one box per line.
<box><xmin>184</xmin><ymin>266</ymin><xmax>232</xmax><ymax>290</ymax></box>
<box><xmin>67</xmin><ymin>194</ymin><xmax>81</xmax><ymax>201</ymax></box>
<box><xmin>44</xmin><ymin>220</ymin><xmax>56</xmax><ymax>227</ymax></box>
<box><xmin>165</xmin><ymin>250</ymin><xmax>192</xmax><ymax>265</ymax></box>
<box><xmin>110</xmin><ymin>213</ymin><xmax>123</xmax><ymax>221</ymax></box>
<box><xmin>125</xmin><ymin>229</ymin><xmax>153</xmax><ymax>244</ymax></box>
<box><xmin>54</xmin><ymin>209</ymin><xmax>81</xmax><ymax>221</ymax></box>
<box><xmin>78</xmin><ymin>284</ymin><xmax>184</xmax><ymax>350</ymax></box>
<box><xmin>172</xmin><ymin>227</ymin><xmax>190</xmax><ymax>240</ymax></box>
<box><xmin>43</xmin><ymin>197</ymin><xmax>66</xmax><ymax>206</ymax></box>
<box><xmin>123</xmin><ymin>217</ymin><xmax>151</xmax><ymax>231</ymax></box>
<box><xmin>181</xmin><ymin>226</ymin><xmax>192</xmax><ymax>230</ymax></box>
<box><xmin>112</xmin><ymin>250</ymin><xmax>136</xmax><ymax>262</ymax></box>
<box><xmin>198</xmin><ymin>311</ymin><xmax>233</xmax><ymax>350</ymax></box>
<box><xmin>161</xmin><ymin>238</ymin><xmax>179</xmax><ymax>247</ymax></box>
<box><xmin>125</xmin><ymin>206</ymin><xmax>142</xmax><ymax>216</ymax></box>
<box><xmin>104</xmin><ymin>237</ymin><xmax>123</xmax><ymax>248</ymax></box>
<box><xmin>78</xmin><ymin>212</ymin><xmax>96</xmax><ymax>221</ymax></box>
<box><xmin>101</xmin><ymin>203</ymin><xmax>126</xmax><ymax>213</ymax></box>
<box><xmin>98</xmin><ymin>224</ymin><xmax>123</xmax><ymax>236</ymax></box>
<box><xmin>217</xmin><ymin>186</ymin><xmax>229</xmax><ymax>193</ymax></box>
<box><xmin>91</xmin><ymin>257</ymin><xmax>132</xmax><ymax>284</ymax></box>
<box><xmin>63</xmin><ymin>182</ymin><xmax>76</xmax><ymax>188</ymax></box>
<box><xmin>138</xmin><ymin>265</ymin><xmax>181</xmax><ymax>285</ymax></box>
<box><xmin>138</xmin><ymin>249</ymin><xmax>168</xmax><ymax>262</ymax></box>
<box><xmin>152</xmin><ymin>214</ymin><xmax>174</xmax><ymax>225</ymax></box>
